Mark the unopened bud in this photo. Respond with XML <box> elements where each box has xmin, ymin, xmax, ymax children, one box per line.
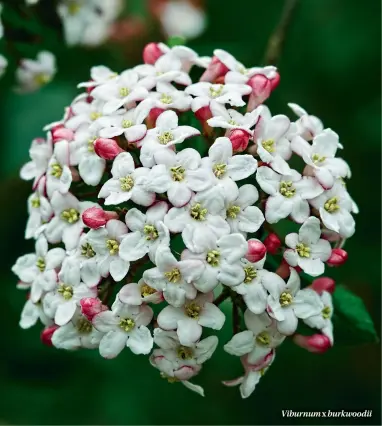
<box><xmin>143</xmin><ymin>42</ymin><xmax>164</xmax><ymax>64</ymax></box>
<box><xmin>200</xmin><ymin>56</ymin><xmax>229</xmax><ymax>82</ymax></box>
<box><xmin>264</xmin><ymin>233</ymin><xmax>281</xmax><ymax>255</ymax></box>
<box><xmin>247</xmin><ymin>74</ymin><xmax>272</xmax><ymax>112</ymax></box>
<box><xmin>311</xmin><ymin>277</ymin><xmax>335</xmax><ymax>294</ymax></box>
<box><xmin>94</xmin><ymin>138</ymin><xmax>124</xmax><ymax>160</ymax></box>
<box><xmin>195</xmin><ymin>105</ymin><xmax>213</xmax><ymax>122</ymax></box>
<box><xmin>293</xmin><ymin>333</ymin><xmax>332</xmax><ymax>354</ymax></box>
<box><xmin>80</xmin><ymin>297</ymin><xmax>108</xmax><ymax>321</ymax></box>
<box><xmin>82</xmin><ymin>207</ymin><xmax>118</xmax><ymax>229</ymax></box>
<box><xmin>327</xmin><ymin>248</ymin><xmax>348</xmax><ymax>266</ymax></box>
<box><xmin>41</xmin><ymin>325</ymin><xmax>59</xmax><ymax>346</ymax></box>
<box><xmin>51</xmin><ymin>126</ymin><xmax>74</xmax><ymax>143</ymax></box>
<box><xmin>228</xmin><ymin>129</ymin><xmax>250</xmax><ymax>152</ymax></box>
<box><xmin>246</xmin><ymin>239</ymin><xmax>266</xmax><ymax>263</ymax></box>
<box><xmin>147</xmin><ymin>108</ymin><xmax>165</xmax><ymax>129</ymax></box>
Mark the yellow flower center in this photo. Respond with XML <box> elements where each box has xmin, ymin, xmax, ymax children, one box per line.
<box><xmin>324</xmin><ymin>196</ymin><xmax>340</xmax><ymax>213</ymax></box>
<box><xmin>160</xmin><ymin>93</ymin><xmax>173</xmax><ymax>104</ymax></box>
<box><xmin>81</xmin><ymin>243</ymin><xmax>96</xmax><ymax>258</ymax></box>
<box><xmin>279</xmin><ymin>291</ymin><xmax>293</xmax><ymax>307</ymax></box>
<box><xmin>34</xmin><ymin>73</ymin><xmax>52</xmax><ymax>86</ymax></box>
<box><xmin>206</xmin><ymin>250</ymin><xmax>220</xmax><ymax>267</ymax></box>
<box><xmin>262</xmin><ymin>139</ymin><xmax>275</xmax><ymax>153</ymax></box>
<box><xmin>170</xmin><ymin>165</ymin><xmax>185</xmax><ymax>181</ymax></box>
<box><xmin>213</xmin><ymin>163</ymin><xmax>226</xmax><ymax>178</ymax></box>
<box><xmin>58</xmin><ymin>284</ymin><xmax>74</xmax><ymax>300</ymax></box>
<box><xmin>158</xmin><ymin>131</ymin><xmax>174</xmax><ymax>145</ymax></box>
<box><xmin>312</xmin><ymin>153</ymin><xmax>326</xmax><ymax>164</ymax></box>
<box><xmin>190</xmin><ymin>203</ymin><xmax>208</xmax><ymax>221</ymax></box>
<box><xmin>31</xmin><ymin>197</ymin><xmax>40</xmax><ymax>208</ymax></box>
<box><xmin>119</xmin><ymin>87</ymin><xmax>130</xmax><ymax>97</ymax></box>
<box><xmin>120</xmin><ymin>175</ymin><xmax>134</xmax><ymax>191</ymax></box>
<box><xmin>296</xmin><ymin>242</ymin><xmax>311</xmax><ymax>258</ymax></box>
<box><xmin>279</xmin><ymin>181</ymin><xmax>296</xmax><ymax>198</ymax></box>
<box><xmin>256</xmin><ymin>331</ymin><xmax>271</xmax><ymax>346</ymax></box>
<box><xmin>122</xmin><ymin>120</ymin><xmax>133</xmax><ymax>128</ymax></box>
<box><xmin>76</xmin><ymin>318</ymin><xmax>93</xmax><ymax>334</ymax></box>
<box><xmin>160</xmin><ymin>372</ymin><xmax>179</xmax><ymax>383</ymax></box>
<box><xmin>164</xmin><ymin>268</ymin><xmax>181</xmax><ymax>283</ymax></box>
<box><xmin>140</xmin><ymin>283</ymin><xmax>156</xmax><ymax>297</ymax></box>
<box><xmin>67</xmin><ymin>1</ymin><xmax>81</xmax><ymax>15</ymax></box>
<box><xmin>322</xmin><ymin>306</ymin><xmax>331</xmax><ymax>319</ymax></box>
<box><xmin>228</xmin><ymin>119</ymin><xmax>238</xmax><ymax>125</ymax></box>
<box><xmin>119</xmin><ymin>318</ymin><xmax>135</xmax><ymax>332</ymax></box>
<box><xmin>185</xmin><ymin>302</ymin><xmax>201</xmax><ymax>319</ymax></box>
<box><xmin>90</xmin><ymin>111</ymin><xmax>102</xmax><ymax>121</ymax></box>
<box><xmin>106</xmin><ymin>239</ymin><xmax>119</xmax><ymax>255</ymax></box>
<box><xmin>177</xmin><ymin>346</ymin><xmax>194</xmax><ymax>360</ymax></box>
<box><xmin>36</xmin><ymin>257</ymin><xmax>46</xmax><ymax>272</ymax></box>
<box><xmin>227</xmin><ymin>205</ymin><xmax>241</xmax><ymax>219</ymax></box>
<box><xmin>244</xmin><ymin>266</ymin><xmax>257</xmax><ymax>283</ymax></box>
<box><xmin>143</xmin><ymin>224</ymin><xmax>158</xmax><ymax>241</ymax></box>
<box><xmin>209</xmin><ymin>85</ymin><xmax>224</xmax><ymax>98</ymax></box>
<box><xmin>51</xmin><ymin>163</ymin><xmax>63</xmax><ymax>178</ymax></box>
<box><xmin>61</xmin><ymin>208</ymin><xmax>80</xmax><ymax>224</ymax></box>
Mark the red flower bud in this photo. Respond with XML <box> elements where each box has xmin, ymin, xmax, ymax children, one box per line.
<box><xmin>200</xmin><ymin>56</ymin><xmax>230</xmax><ymax>82</ymax></box>
<box><xmin>41</xmin><ymin>325</ymin><xmax>59</xmax><ymax>346</ymax></box>
<box><xmin>228</xmin><ymin>129</ymin><xmax>250</xmax><ymax>152</ymax></box>
<box><xmin>246</xmin><ymin>239</ymin><xmax>266</xmax><ymax>263</ymax></box>
<box><xmin>247</xmin><ymin>74</ymin><xmax>272</xmax><ymax>111</ymax></box>
<box><xmin>143</xmin><ymin>42</ymin><xmax>164</xmax><ymax>64</ymax></box>
<box><xmin>327</xmin><ymin>248</ymin><xmax>348</xmax><ymax>266</ymax></box>
<box><xmin>311</xmin><ymin>277</ymin><xmax>336</xmax><ymax>294</ymax></box>
<box><xmin>80</xmin><ymin>297</ymin><xmax>108</xmax><ymax>321</ymax></box>
<box><xmin>264</xmin><ymin>233</ymin><xmax>281</xmax><ymax>255</ymax></box>
<box><xmin>194</xmin><ymin>105</ymin><xmax>213</xmax><ymax>122</ymax></box>
<box><xmin>94</xmin><ymin>138</ymin><xmax>124</xmax><ymax>160</ymax></box>
<box><xmin>146</xmin><ymin>108</ymin><xmax>165</xmax><ymax>130</ymax></box>
<box><xmin>293</xmin><ymin>333</ymin><xmax>332</xmax><ymax>353</ymax></box>
<box><xmin>52</xmin><ymin>126</ymin><xmax>74</xmax><ymax>143</ymax></box>
<box><xmin>270</xmin><ymin>72</ymin><xmax>280</xmax><ymax>90</ymax></box>
<box><xmin>82</xmin><ymin>207</ymin><xmax>118</xmax><ymax>229</ymax></box>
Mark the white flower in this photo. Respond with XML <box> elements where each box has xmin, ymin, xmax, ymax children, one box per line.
<box><xmin>16</xmin><ymin>51</ymin><xmax>56</xmax><ymax>93</ymax></box>
<box><xmin>150</xmin><ymin>328</ymin><xmax>218</xmax><ymax>396</ymax></box>
<box><xmin>65</xmin><ymin>97</ymin><xmax>106</xmax><ymax>130</ymax></box>
<box><xmin>157</xmin><ymin>292</ymin><xmax>225</xmax><ymax>346</ymax></box>
<box><xmin>98</xmin><ymin>152</ymin><xmax>155</xmax><ymax>206</ymax></box>
<box><xmin>91</xmin><ymin>69</ymin><xmax>151</xmax><ymax>115</ymax></box>
<box><xmin>164</xmin><ymin>189</ymin><xmax>230</xmax><ymax>254</ymax></box>
<box><xmin>46</xmin><ymin>140</ymin><xmax>73</xmax><ymax>198</ymax></box>
<box><xmin>19</xmin><ymin>298</ymin><xmax>53</xmax><ymax>329</ymax></box>
<box><xmin>52</xmin><ymin>309</ymin><xmax>104</xmax><ymax>349</ymax></box>
<box><xmin>181</xmin><ymin>233</ymin><xmax>248</xmax><ymax>292</ymax></box>
<box><xmin>185</xmin><ymin>82</ymin><xmax>251</xmax><ymax>112</ymax></box>
<box><xmin>87</xmin><ymin>219</ymin><xmax>130</xmax><ymax>281</ymax></box>
<box><xmin>135</xmin><ymin>52</ymin><xmax>192</xmax><ymax>87</ymax></box>
<box><xmin>139</xmin><ymin>110</ymin><xmax>200</xmax><ymax>168</ymax></box>
<box><xmin>231</xmin><ymin>256</ymin><xmax>269</xmax><ymax>314</ymax></box>
<box><xmin>309</xmin><ymin>181</ymin><xmax>355</xmax><ymax>238</ymax></box>
<box><xmin>118</xmin><ymin>280</ymin><xmax>163</xmax><ymax>306</ymax></box>
<box><xmin>119</xmin><ymin>202</ymin><xmax>170</xmax><ymax>262</ymax></box>
<box><xmin>143</xmin><ymin>148</ymin><xmax>214</xmax><ymax>207</ymax></box>
<box><xmin>43</xmin><ymin>259</ymin><xmax>97</xmax><ymax>326</ymax></box>
<box><xmin>25</xmin><ymin>186</ymin><xmax>53</xmax><ymax>239</ymax></box>
<box><xmin>224</xmin><ymin>183</ymin><xmax>264</xmax><ymax>236</ymax></box>
<box><xmin>288</xmin><ymin>103</ymin><xmax>324</xmax><ymax>141</ymax></box>
<box><xmin>20</xmin><ymin>137</ymin><xmax>53</xmax><ymax>189</ymax></box>
<box><xmin>256</xmin><ymin>166</ymin><xmax>324</xmax><ymax>224</ymax></box>
<box><xmin>78</xmin><ymin>65</ymin><xmax>118</xmax><ymax>88</ymax></box>
<box><xmin>284</xmin><ymin>217</ymin><xmax>332</xmax><ymax>277</ymax></box>
<box><xmin>98</xmin><ymin>101</ymin><xmax>151</xmax><ymax>143</ymax></box>
<box><xmin>146</xmin><ymin>81</ymin><xmax>192</xmax><ymax>111</ymax></box>
<box><xmin>263</xmin><ymin>268</ymin><xmax>322</xmax><ymax>335</ymax></box>
<box><xmin>92</xmin><ymin>298</ymin><xmax>153</xmax><ymax>358</ymax></box>
<box><xmin>291</xmin><ymin>129</ymin><xmax>350</xmax><ymax>189</ymax></box>
<box><xmin>12</xmin><ymin>236</ymin><xmax>65</xmax><ymax>303</ymax></box>
<box><xmin>0</xmin><ymin>54</ymin><xmax>7</xmax><ymax>78</ymax></box>
<box><xmin>45</xmin><ymin>191</ymin><xmax>96</xmax><ymax>251</ymax></box>
<box><xmin>160</xmin><ymin>0</ymin><xmax>207</xmax><ymax>40</ymax></box>
<box><xmin>201</xmin><ymin>137</ymin><xmax>258</xmax><ymax>195</ymax></box>
<box><xmin>162</xmin><ymin>44</ymin><xmax>211</xmax><ymax>72</ymax></box>
<box><xmin>253</xmin><ymin>106</ymin><xmax>292</xmax><ymax>174</ymax></box>
<box><xmin>224</xmin><ymin>311</ymin><xmax>285</xmax><ymax>364</ymax></box>
<box><xmin>143</xmin><ymin>245</ymin><xmax>203</xmax><ymax>307</ymax></box>
<box><xmin>207</xmin><ymin>102</ymin><xmax>259</xmax><ymax>134</ymax></box>
<box><xmin>304</xmin><ymin>291</ymin><xmax>333</xmax><ymax>344</ymax></box>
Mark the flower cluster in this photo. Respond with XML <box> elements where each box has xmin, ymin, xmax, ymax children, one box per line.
<box><xmin>13</xmin><ymin>43</ymin><xmax>356</xmax><ymax>398</ymax></box>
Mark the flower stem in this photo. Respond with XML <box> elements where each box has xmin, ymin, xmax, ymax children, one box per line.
<box><xmin>232</xmin><ymin>303</ymin><xmax>240</xmax><ymax>334</ymax></box>
<box><xmin>213</xmin><ymin>288</ymin><xmax>230</xmax><ymax>305</ymax></box>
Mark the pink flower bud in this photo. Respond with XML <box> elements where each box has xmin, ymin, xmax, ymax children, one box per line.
<box><xmin>246</xmin><ymin>239</ymin><xmax>266</xmax><ymax>263</ymax></box>
<box><xmin>293</xmin><ymin>333</ymin><xmax>332</xmax><ymax>353</ymax></box>
<box><xmin>143</xmin><ymin>42</ymin><xmax>164</xmax><ymax>64</ymax></box>
<box><xmin>264</xmin><ymin>233</ymin><xmax>281</xmax><ymax>255</ymax></box>
<box><xmin>80</xmin><ymin>297</ymin><xmax>108</xmax><ymax>321</ymax></box>
<box><xmin>270</xmin><ymin>72</ymin><xmax>280</xmax><ymax>90</ymax></box>
<box><xmin>41</xmin><ymin>325</ymin><xmax>59</xmax><ymax>346</ymax></box>
<box><xmin>228</xmin><ymin>129</ymin><xmax>250</xmax><ymax>152</ymax></box>
<box><xmin>311</xmin><ymin>277</ymin><xmax>336</xmax><ymax>295</ymax></box>
<box><xmin>51</xmin><ymin>126</ymin><xmax>74</xmax><ymax>143</ymax></box>
<box><xmin>82</xmin><ymin>207</ymin><xmax>118</xmax><ymax>229</ymax></box>
<box><xmin>327</xmin><ymin>248</ymin><xmax>348</xmax><ymax>266</ymax></box>
<box><xmin>247</xmin><ymin>74</ymin><xmax>272</xmax><ymax>112</ymax></box>
<box><xmin>194</xmin><ymin>105</ymin><xmax>213</xmax><ymax>122</ymax></box>
<box><xmin>146</xmin><ymin>108</ymin><xmax>165</xmax><ymax>130</ymax></box>
<box><xmin>94</xmin><ymin>138</ymin><xmax>124</xmax><ymax>160</ymax></box>
<box><xmin>200</xmin><ymin>56</ymin><xmax>230</xmax><ymax>82</ymax></box>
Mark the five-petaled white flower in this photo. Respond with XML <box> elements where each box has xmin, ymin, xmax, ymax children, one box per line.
<box><xmin>93</xmin><ymin>297</ymin><xmax>153</xmax><ymax>358</ymax></box>
<box><xmin>287</xmin><ymin>103</ymin><xmax>324</xmax><ymax>141</ymax></box>
<box><xmin>19</xmin><ymin>297</ymin><xmax>53</xmax><ymax>330</ymax></box>
<box><xmin>207</xmin><ymin>102</ymin><xmax>259</xmax><ymax>134</ymax></box>
<box><xmin>143</xmin><ymin>245</ymin><xmax>203</xmax><ymax>307</ymax></box>
<box><xmin>256</xmin><ymin>166</ymin><xmax>324</xmax><ymax>224</ymax></box>
<box><xmin>98</xmin><ymin>152</ymin><xmax>155</xmax><ymax>206</ymax></box>
<box><xmin>118</xmin><ymin>280</ymin><xmax>163</xmax><ymax>306</ymax></box>
<box><xmin>157</xmin><ymin>292</ymin><xmax>225</xmax><ymax>346</ymax></box>
<box><xmin>304</xmin><ymin>291</ymin><xmax>334</xmax><ymax>344</ymax></box>
<box><xmin>119</xmin><ymin>202</ymin><xmax>170</xmax><ymax>262</ymax></box>
<box><xmin>146</xmin><ymin>82</ymin><xmax>192</xmax><ymax>112</ymax></box>
<box><xmin>284</xmin><ymin>216</ymin><xmax>332</xmax><ymax>277</ymax></box>
<box><xmin>25</xmin><ymin>185</ymin><xmax>53</xmax><ymax>239</ymax></box>
<box><xmin>78</xmin><ymin>65</ymin><xmax>118</xmax><ymax>89</ymax></box>
<box><xmin>46</xmin><ymin>140</ymin><xmax>72</xmax><ymax>198</ymax></box>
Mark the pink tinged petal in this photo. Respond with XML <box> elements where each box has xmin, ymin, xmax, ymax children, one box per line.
<box><xmin>293</xmin><ymin>288</ymin><xmax>322</xmax><ymax>319</ymax></box>
<box><xmin>118</xmin><ymin>283</ymin><xmax>142</xmax><ymax>305</ymax></box>
<box><xmin>290</xmin><ymin>198</ymin><xmax>310</xmax><ymax>223</ymax></box>
<box><xmin>146</xmin><ymin>201</ymin><xmax>169</xmax><ymax>223</ymax></box>
<box><xmin>177</xmin><ymin>318</ymin><xmax>202</xmax><ymax>346</ymax></box>
<box><xmin>157</xmin><ymin>305</ymin><xmax>185</xmax><ymax>330</ymax></box>
<box><xmin>240</xmin><ymin>371</ymin><xmax>262</xmax><ymax>399</ymax></box>
<box><xmin>135</xmin><ymin>304</ymin><xmax>154</xmax><ymax>327</ymax></box>
<box><xmin>131</xmin><ymin>186</ymin><xmax>156</xmax><ymax>207</ymax></box>
<box><xmin>119</xmin><ymin>232</ymin><xmax>148</xmax><ymax>261</ymax></box>
<box><xmin>164</xmin><ymin>285</ymin><xmax>187</xmax><ymax>308</ymax></box>
<box><xmin>218</xmin><ymin>261</ymin><xmax>246</xmax><ymax>287</ymax></box>
<box><xmin>109</xmin><ymin>258</ymin><xmax>130</xmax><ymax>281</ymax></box>
<box><xmin>127</xmin><ymin>325</ymin><xmax>153</xmax><ymax>355</ymax></box>
<box><xmin>265</xmin><ymin>193</ymin><xmax>293</xmax><ymax>224</ymax></box>
<box><xmin>99</xmin><ymin>330</ymin><xmax>127</xmax><ymax>359</ymax></box>
<box><xmin>218</xmin><ymin>233</ymin><xmax>248</xmax><ymax>263</ymax></box>
<box><xmin>239</xmin><ymin>206</ymin><xmax>265</xmax><ymax>233</ymax></box>
<box><xmin>314</xmin><ymin>167</ymin><xmax>334</xmax><ymax>189</ymax></box>
<box><xmin>299</xmin><ymin>216</ymin><xmax>321</xmax><ymax>245</ymax></box>
<box><xmin>55</xmin><ymin>301</ymin><xmax>77</xmax><ymax>326</ymax></box>
<box><xmin>224</xmin><ymin>330</ymin><xmax>255</xmax><ymax>356</ymax></box>
<box><xmin>222</xmin><ymin>376</ymin><xmax>244</xmax><ymax>387</ymax></box>
<box><xmin>92</xmin><ymin>310</ymin><xmax>119</xmax><ymax>332</ymax></box>
<box><xmin>247</xmin><ymin>345</ymin><xmax>272</xmax><ymax>365</ymax></box>
<box><xmin>198</xmin><ymin>302</ymin><xmax>225</xmax><ymax>330</ymax></box>
<box><xmin>283</xmin><ymin>249</ymin><xmax>299</xmax><ymax>267</ymax></box>
<box><xmin>182</xmin><ymin>381</ymin><xmax>205</xmax><ymax>397</ymax></box>
<box><xmin>298</xmin><ymin>257</ymin><xmax>324</xmax><ymax>277</ymax></box>
<box><xmin>227</xmin><ymin>155</ymin><xmax>258</xmax><ymax>181</ymax></box>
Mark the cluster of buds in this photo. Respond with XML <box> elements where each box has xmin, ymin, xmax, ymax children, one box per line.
<box><xmin>12</xmin><ymin>42</ymin><xmax>357</xmax><ymax>398</ymax></box>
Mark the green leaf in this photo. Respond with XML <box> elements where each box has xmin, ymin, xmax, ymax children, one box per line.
<box><xmin>167</xmin><ymin>36</ymin><xmax>186</xmax><ymax>47</ymax></box>
<box><xmin>332</xmin><ymin>284</ymin><xmax>379</xmax><ymax>345</ymax></box>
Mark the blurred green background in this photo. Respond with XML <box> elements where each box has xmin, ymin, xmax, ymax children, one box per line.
<box><xmin>0</xmin><ymin>0</ymin><xmax>381</xmax><ymax>424</ymax></box>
